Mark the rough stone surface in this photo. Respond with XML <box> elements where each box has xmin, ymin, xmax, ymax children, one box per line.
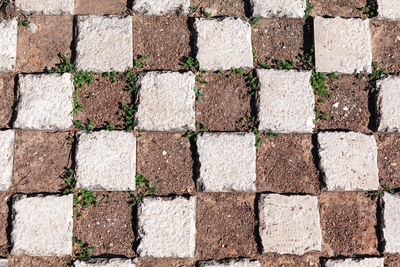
<box><xmin>76</xmin><ymin>16</ymin><xmax>133</xmax><ymax>72</ymax></box>
<box><xmin>259</xmin><ymin>194</ymin><xmax>322</xmax><ymax>255</ymax></box>
<box><xmin>257</xmin><ymin>69</ymin><xmax>315</xmax><ymax>133</ymax></box>
<box><xmin>75</xmin><ymin>131</ymin><xmax>136</xmax><ymax>191</ymax></box>
<box><xmin>0</xmin><ymin>259</ymin><xmax>6</xmax><ymax>267</ymax></box>
<box><xmin>15</xmin><ymin>0</ymin><xmax>74</xmax><ymax>15</ymax></box>
<box><xmin>250</xmin><ymin>0</ymin><xmax>305</xmax><ymax>18</ymax></box>
<box><xmin>11</xmin><ymin>194</ymin><xmax>73</xmax><ymax>256</ymax></box>
<box><xmin>74</xmin><ymin>258</ymin><xmax>136</xmax><ymax>266</ymax></box>
<box><xmin>377</xmin><ymin>76</ymin><xmax>400</xmax><ymax>132</ymax></box>
<box><xmin>194</xmin><ymin>18</ymin><xmax>253</xmax><ymax>71</ymax></box>
<box><xmin>314</xmin><ymin>17</ymin><xmax>372</xmax><ymax>74</ymax></box>
<box><xmin>0</xmin><ymin>130</ymin><xmax>14</xmax><ymax>191</ymax></box>
<box><xmin>14</xmin><ymin>74</ymin><xmax>74</xmax><ymax>130</ymax></box>
<box><xmin>383</xmin><ymin>193</ymin><xmax>400</xmax><ymax>253</ymax></box>
<box><xmin>318</xmin><ymin>132</ymin><xmax>379</xmax><ymax>191</ymax></box>
<box><xmin>325</xmin><ymin>258</ymin><xmax>384</xmax><ymax>267</ymax></box>
<box><xmin>132</xmin><ymin>0</ymin><xmax>190</xmax><ymax>15</ymax></box>
<box><xmin>198</xmin><ymin>259</ymin><xmax>261</xmax><ymax>267</ymax></box>
<box><xmin>137</xmin><ymin>196</ymin><xmax>196</xmax><ymax>258</ymax></box>
<box><xmin>0</xmin><ymin>19</ymin><xmax>18</xmax><ymax>72</ymax></box>
<box><xmin>197</xmin><ymin>132</ymin><xmax>256</xmax><ymax>192</ymax></box>
<box><xmin>135</xmin><ymin>71</ymin><xmax>196</xmax><ymax>131</ymax></box>
<box><xmin>377</xmin><ymin>0</ymin><xmax>400</xmax><ymax>20</ymax></box>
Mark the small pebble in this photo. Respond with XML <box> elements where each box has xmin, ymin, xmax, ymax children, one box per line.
<box><xmin>28</xmin><ymin>22</ymin><xmax>38</xmax><ymax>34</ymax></box>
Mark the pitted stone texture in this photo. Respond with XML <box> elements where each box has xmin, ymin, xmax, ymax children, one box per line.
<box><xmin>76</xmin><ymin>16</ymin><xmax>133</xmax><ymax>72</ymax></box>
<box><xmin>135</xmin><ymin>71</ymin><xmax>195</xmax><ymax>131</ymax></box>
<box><xmin>314</xmin><ymin>17</ymin><xmax>372</xmax><ymax>74</ymax></box>
<box><xmin>259</xmin><ymin>194</ymin><xmax>322</xmax><ymax>255</ymax></box>
<box><xmin>14</xmin><ymin>74</ymin><xmax>74</xmax><ymax>130</ymax></box>
<box><xmin>197</xmin><ymin>132</ymin><xmax>256</xmax><ymax>192</ymax></box>
<box><xmin>383</xmin><ymin>193</ymin><xmax>400</xmax><ymax>253</ymax></box>
<box><xmin>0</xmin><ymin>259</ymin><xmax>6</xmax><ymax>267</ymax></box>
<box><xmin>11</xmin><ymin>194</ymin><xmax>73</xmax><ymax>256</ymax></box>
<box><xmin>0</xmin><ymin>19</ymin><xmax>18</xmax><ymax>72</ymax></box>
<box><xmin>194</xmin><ymin>18</ymin><xmax>253</xmax><ymax>71</ymax></box>
<box><xmin>137</xmin><ymin>196</ymin><xmax>196</xmax><ymax>258</ymax></box>
<box><xmin>0</xmin><ymin>130</ymin><xmax>14</xmax><ymax>191</ymax></box>
<box><xmin>198</xmin><ymin>259</ymin><xmax>261</xmax><ymax>267</ymax></box>
<box><xmin>15</xmin><ymin>0</ymin><xmax>74</xmax><ymax>15</ymax></box>
<box><xmin>257</xmin><ymin>69</ymin><xmax>314</xmax><ymax>133</ymax></box>
<box><xmin>318</xmin><ymin>132</ymin><xmax>379</xmax><ymax>191</ymax></box>
<box><xmin>377</xmin><ymin>76</ymin><xmax>400</xmax><ymax>132</ymax></box>
<box><xmin>325</xmin><ymin>258</ymin><xmax>384</xmax><ymax>267</ymax></box>
<box><xmin>250</xmin><ymin>0</ymin><xmax>305</xmax><ymax>18</ymax></box>
<box><xmin>74</xmin><ymin>258</ymin><xmax>136</xmax><ymax>266</ymax></box>
<box><xmin>75</xmin><ymin>131</ymin><xmax>136</xmax><ymax>191</ymax></box>
<box><xmin>378</xmin><ymin>0</ymin><xmax>400</xmax><ymax>20</ymax></box>
<box><xmin>132</xmin><ymin>0</ymin><xmax>190</xmax><ymax>15</ymax></box>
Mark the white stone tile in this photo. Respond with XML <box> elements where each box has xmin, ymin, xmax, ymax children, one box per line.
<box><xmin>14</xmin><ymin>73</ymin><xmax>74</xmax><ymax>130</ymax></box>
<box><xmin>0</xmin><ymin>130</ymin><xmax>14</xmax><ymax>191</ymax></box>
<box><xmin>259</xmin><ymin>194</ymin><xmax>322</xmax><ymax>255</ymax></box>
<box><xmin>194</xmin><ymin>17</ymin><xmax>253</xmax><ymax>71</ymax></box>
<box><xmin>132</xmin><ymin>0</ymin><xmax>190</xmax><ymax>15</ymax></box>
<box><xmin>377</xmin><ymin>76</ymin><xmax>400</xmax><ymax>132</ymax></box>
<box><xmin>383</xmin><ymin>193</ymin><xmax>400</xmax><ymax>253</ymax></box>
<box><xmin>137</xmin><ymin>196</ymin><xmax>196</xmax><ymax>257</ymax></box>
<box><xmin>250</xmin><ymin>0</ymin><xmax>306</xmax><ymax>18</ymax></box>
<box><xmin>198</xmin><ymin>259</ymin><xmax>261</xmax><ymax>267</ymax></box>
<box><xmin>74</xmin><ymin>258</ymin><xmax>136</xmax><ymax>267</ymax></box>
<box><xmin>314</xmin><ymin>17</ymin><xmax>372</xmax><ymax>74</ymax></box>
<box><xmin>15</xmin><ymin>0</ymin><xmax>74</xmax><ymax>15</ymax></box>
<box><xmin>0</xmin><ymin>19</ymin><xmax>18</xmax><ymax>72</ymax></box>
<box><xmin>11</xmin><ymin>194</ymin><xmax>73</xmax><ymax>256</ymax></box>
<box><xmin>378</xmin><ymin>0</ymin><xmax>400</xmax><ymax>20</ymax></box>
<box><xmin>75</xmin><ymin>131</ymin><xmax>136</xmax><ymax>191</ymax></box>
<box><xmin>76</xmin><ymin>16</ymin><xmax>133</xmax><ymax>72</ymax></box>
<box><xmin>318</xmin><ymin>132</ymin><xmax>379</xmax><ymax>191</ymax></box>
<box><xmin>135</xmin><ymin>71</ymin><xmax>195</xmax><ymax>131</ymax></box>
<box><xmin>0</xmin><ymin>259</ymin><xmax>7</xmax><ymax>267</ymax></box>
<box><xmin>257</xmin><ymin>69</ymin><xmax>315</xmax><ymax>133</ymax></box>
<box><xmin>197</xmin><ymin>132</ymin><xmax>256</xmax><ymax>192</ymax></box>
<box><xmin>325</xmin><ymin>257</ymin><xmax>384</xmax><ymax>267</ymax></box>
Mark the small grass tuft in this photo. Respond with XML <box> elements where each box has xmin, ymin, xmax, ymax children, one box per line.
<box><xmin>184</xmin><ymin>121</ymin><xmax>207</xmax><ymax>141</ymax></box>
<box><xmin>304</xmin><ymin>0</ymin><xmax>314</xmax><ymax>19</ymax></box>
<box><xmin>362</xmin><ymin>0</ymin><xmax>378</xmax><ymax>18</ymax></box>
<box><xmin>130</xmin><ymin>173</ymin><xmax>157</xmax><ymax>206</ymax></box>
<box><xmin>17</xmin><ymin>16</ymin><xmax>29</xmax><ymax>27</ymax></box>
<box><xmin>73</xmin><ymin>237</ymin><xmax>95</xmax><ymax>260</ymax></box>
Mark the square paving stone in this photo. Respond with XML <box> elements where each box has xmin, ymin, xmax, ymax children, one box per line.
<box><xmin>75</xmin><ymin>131</ymin><xmax>136</xmax><ymax>191</ymax></box>
<box><xmin>132</xmin><ymin>0</ymin><xmax>190</xmax><ymax>15</ymax></box>
<box><xmin>0</xmin><ymin>193</ymin><xmax>9</xmax><ymax>256</ymax></box>
<box><xmin>137</xmin><ymin>196</ymin><xmax>196</xmax><ymax>258</ymax></box>
<box><xmin>250</xmin><ymin>0</ymin><xmax>305</xmax><ymax>18</ymax></box>
<box><xmin>75</xmin><ymin>0</ymin><xmax>127</xmax><ymax>15</ymax></box>
<box><xmin>135</xmin><ymin>71</ymin><xmax>196</xmax><ymax>131</ymax></box>
<box><xmin>194</xmin><ymin>17</ymin><xmax>253</xmax><ymax>71</ymax></box>
<box><xmin>314</xmin><ymin>17</ymin><xmax>372</xmax><ymax>74</ymax></box>
<box><xmin>11</xmin><ymin>194</ymin><xmax>73</xmax><ymax>256</ymax></box>
<box><xmin>259</xmin><ymin>194</ymin><xmax>322</xmax><ymax>255</ymax></box>
<box><xmin>198</xmin><ymin>259</ymin><xmax>261</xmax><ymax>267</ymax></box>
<box><xmin>377</xmin><ymin>76</ymin><xmax>400</xmax><ymax>132</ymax></box>
<box><xmin>75</xmin><ymin>258</ymin><xmax>136</xmax><ymax>266</ymax></box>
<box><xmin>308</xmin><ymin>0</ymin><xmax>367</xmax><ymax>18</ymax></box>
<box><xmin>8</xmin><ymin>256</ymin><xmax>72</xmax><ymax>266</ymax></box>
<box><xmin>196</xmin><ymin>193</ymin><xmax>257</xmax><ymax>259</ymax></box>
<box><xmin>383</xmin><ymin>192</ymin><xmax>400</xmax><ymax>253</ymax></box>
<box><xmin>0</xmin><ymin>130</ymin><xmax>14</xmax><ymax>191</ymax></box>
<box><xmin>374</xmin><ymin>133</ymin><xmax>400</xmax><ymax>188</ymax></box>
<box><xmin>197</xmin><ymin>132</ymin><xmax>256</xmax><ymax>192</ymax></box>
<box><xmin>377</xmin><ymin>0</ymin><xmax>400</xmax><ymax>20</ymax></box>
<box><xmin>15</xmin><ymin>0</ymin><xmax>74</xmax><ymax>15</ymax></box>
<box><xmin>260</xmin><ymin>254</ymin><xmax>320</xmax><ymax>267</ymax></box>
<box><xmin>189</xmin><ymin>0</ymin><xmax>246</xmax><ymax>17</ymax></box>
<box><xmin>257</xmin><ymin>69</ymin><xmax>315</xmax><ymax>133</ymax></box>
<box><xmin>0</xmin><ymin>19</ymin><xmax>18</xmax><ymax>72</ymax></box>
<box><xmin>0</xmin><ymin>259</ymin><xmax>6</xmax><ymax>267</ymax></box>
<box><xmin>76</xmin><ymin>15</ymin><xmax>133</xmax><ymax>72</ymax></box>
<box><xmin>0</xmin><ymin>74</ymin><xmax>15</xmax><ymax>127</ymax></box>
<box><xmin>325</xmin><ymin>258</ymin><xmax>384</xmax><ymax>267</ymax></box>
<box><xmin>138</xmin><ymin>258</ymin><xmax>195</xmax><ymax>267</ymax></box>
<box><xmin>318</xmin><ymin>132</ymin><xmax>379</xmax><ymax>191</ymax></box>
<box><xmin>319</xmin><ymin>192</ymin><xmax>379</xmax><ymax>257</ymax></box>
<box><xmin>14</xmin><ymin>73</ymin><xmax>74</xmax><ymax>130</ymax></box>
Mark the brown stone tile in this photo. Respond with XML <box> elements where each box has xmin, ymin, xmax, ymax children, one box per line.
<box><xmin>0</xmin><ymin>73</ymin><xmax>15</xmax><ymax>128</ymax></box>
<box><xmin>16</xmin><ymin>16</ymin><xmax>73</xmax><ymax>73</ymax></box>
<box><xmin>260</xmin><ymin>253</ymin><xmax>320</xmax><ymax>267</ymax></box>
<box><xmin>0</xmin><ymin>193</ymin><xmax>9</xmax><ymax>257</ymax></box>
<box><xmin>8</xmin><ymin>256</ymin><xmax>72</xmax><ymax>267</ymax></box>
<box><xmin>136</xmin><ymin>132</ymin><xmax>195</xmax><ymax>195</ymax></box>
<box><xmin>256</xmin><ymin>134</ymin><xmax>320</xmax><ymax>194</ymax></box>
<box><xmin>385</xmin><ymin>254</ymin><xmax>400</xmax><ymax>267</ymax></box>
<box><xmin>375</xmin><ymin>133</ymin><xmax>400</xmax><ymax>189</ymax></box>
<box><xmin>75</xmin><ymin>0</ymin><xmax>127</xmax><ymax>15</ymax></box>
<box><xmin>138</xmin><ymin>258</ymin><xmax>196</xmax><ymax>267</ymax></box>
<box><xmin>309</xmin><ymin>0</ymin><xmax>368</xmax><ymax>18</ymax></box>
<box><xmin>132</xmin><ymin>14</ymin><xmax>190</xmax><ymax>71</ymax></box>
<box><xmin>196</xmin><ymin>193</ymin><xmax>258</xmax><ymax>260</ymax></box>
<box><xmin>319</xmin><ymin>192</ymin><xmax>379</xmax><ymax>257</ymax></box>
<box><xmin>189</xmin><ymin>0</ymin><xmax>246</xmax><ymax>17</ymax></box>
<box><xmin>195</xmin><ymin>71</ymin><xmax>252</xmax><ymax>132</ymax></box>
<box><xmin>12</xmin><ymin>130</ymin><xmax>72</xmax><ymax>193</ymax></box>
<box><xmin>73</xmin><ymin>192</ymin><xmax>135</xmax><ymax>257</ymax></box>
